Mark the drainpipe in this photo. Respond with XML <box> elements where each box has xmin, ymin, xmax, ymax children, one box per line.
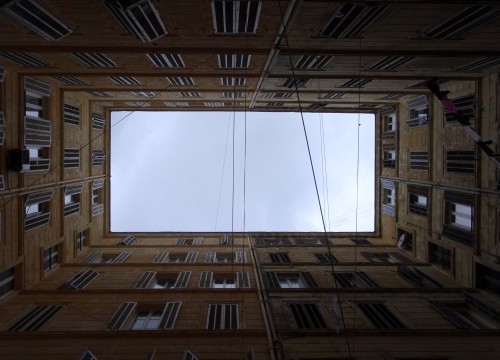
<box><xmin>248</xmin><ymin>235</ymin><xmax>285</xmax><ymax>360</ymax></box>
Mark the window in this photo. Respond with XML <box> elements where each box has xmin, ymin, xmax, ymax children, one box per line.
<box><xmin>103</xmin><ymin>0</ymin><xmax>167</xmax><ymax>42</ymax></box>
<box><xmin>211</xmin><ymin>0</ymin><xmax>262</xmax><ymax>34</ymax></box>
<box><xmin>54</xmin><ymin>75</ymin><xmax>86</xmax><ymax>86</ymax></box>
<box><xmin>407</xmin><ymin>95</ymin><xmax>429</xmax><ymax>127</ymax></box>
<box><xmin>289</xmin><ymin>303</ymin><xmax>327</xmax><ymax>329</ymax></box>
<box><xmin>153</xmin><ymin>251</ymin><xmax>197</xmax><ymax>263</ymax></box>
<box><xmin>383</xmin><ymin>187</ymin><xmax>395</xmax><ymax>206</ymax></box>
<box><xmin>63</xmin><ymin>183</ymin><xmax>82</xmax><ymax>217</ymax></box>
<box><xmin>206</xmin><ymin>304</ymin><xmax>238</xmax><ymax>330</ymax></box>
<box><xmin>80</xmin><ymin>350</ymin><xmax>98</xmax><ymax>360</ymax></box>
<box><xmin>456</xmin><ymin>57</ymin><xmax>500</xmax><ymax>72</ymax></box>
<box><xmin>75</xmin><ymin>229</ymin><xmax>88</xmax><ymax>252</ymax></box>
<box><xmin>314</xmin><ymin>253</ymin><xmax>338</xmax><ymax>264</ymax></box>
<box><xmin>362</xmin><ymin>252</ymin><xmax>409</xmax><ymax>264</ymax></box>
<box><xmin>320</xmin><ymin>3</ymin><xmax>389</xmax><ymax>38</ymax></box>
<box><xmin>269</xmin><ymin>253</ymin><xmax>290</xmax><ymax>263</ymax></box>
<box><xmin>183</xmin><ymin>350</ymin><xmax>199</xmax><ymax>360</ymax></box>
<box><xmin>107</xmin><ymin>301</ymin><xmax>182</xmax><ymax>330</ymax></box>
<box><xmin>43</xmin><ymin>244</ymin><xmax>60</xmax><ymax>272</ymax></box>
<box><xmin>60</xmin><ymin>268</ymin><xmax>99</xmax><ymax>290</ymax></box>
<box><xmin>294</xmin><ymin>55</ymin><xmax>333</xmax><ymax>70</ymax></box>
<box><xmin>63</xmin><ymin>103</ymin><xmax>80</xmax><ymax>125</ymax></box>
<box><xmin>397</xmin><ymin>265</ymin><xmax>441</xmax><ymax>288</ymax></box>
<box><xmin>334</xmin><ymin>272</ymin><xmax>378</xmax><ymax>288</ymax></box>
<box><xmin>176</xmin><ymin>237</ymin><xmax>203</xmax><ymax>245</ymax></box>
<box><xmin>369</xmin><ymin>56</ymin><xmax>414</xmax><ymax>70</ymax></box>
<box><xmin>199</xmin><ymin>271</ymin><xmax>250</xmax><ymax>288</ymax></box>
<box><xmin>2</xmin><ymin>0</ymin><xmax>72</xmax><ymax>41</ymax></box>
<box><xmin>382</xmin><ymin>143</ymin><xmax>396</xmax><ymax>168</ymax></box>
<box><xmin>24</xmin><ymin>189</ymin><xmax>53</xmax><ymax>231</ymax></box>
<box><xmin>382</xmin><ymin>108</ymin><xmax>396</xmax><ymax>140</ymax></box>
<box><xmin>63</xmin><ymin>148</ymin><xmax>80</xmax><ymax>169</ymax></box>
<box><xmin>119</xmin><ymin>235</ymin><xmax>136</xmax><ymax>245</ymax></box>
<box><xmin>147</xmin><ymin>53</ymin><xmax>185</xmax><ymax>68</ymax></box>
<box><xmin>0</xmin><ymin>51</ymin><xmax>47</xmax><ymax>67</ymax></box>
<box><xmin>82</xmin><ymin>251</ymin><xmax>131</xmax><ymax>264</ymax></box>
<box><xmin>476</xmin><ymin>263</ymin><xmax>500</xmax><ymax>297</ymax></box>
<box><xmin>262</xmin><ymin>92</ymin><xmax>294</xmax><ymax>99</ymax></box>
<box><xmin>381</xmin><ymin>179</ymin><xmax>396</xmax><ymax>217</ymax></box>
<box><xmin>357</xmin><ymin>303</ymin><xmax>406</xmax><ymax>329</ymax></box>
<box><xmin>408</xmin><ymin>185</ymin><xmax>428</xmax><ymax>216</ymax></box>
<box><xmin>351</xmin><ymin>238</ymin><xmax>371</xmax><ymax>245</ymax></box>
<box><xmin>92</xmin><ymin>150</ymin><xmax>106</xmax><ymax>166</ymax></box>
<box><xmin>132</xmin><ymin>91</ymin><xmax>156</xmax><ymax>97</ymax></box>
<box><xmin>410</xmin><ymin>151</ymin><xmax>429</xmax><ymax>171</ymax></box>
<box><xmin>92</xmin><ymin>113</ymin><xmax>105</xmax><ymax>130</ymax></box>
<box><xmin>87</xmin><ymin>91</ymin><xmax>111</xmax><ymax>97</ymax></box>
<box><xmin>446</xmin><ymin>150</ymin><xmax>475</xmax><ymax>174</ymax></box>
<box><xmin>338</xmin><ymin>78</ymin><xmax>372</xmax><ymax>88</ymax></box>
<box><xmin>221</xmin><ymin>77</ymin><xmax>246</xmax><ymax>86</ymax></box>
<box><xmin>92</xmin><ymin>180</ymin><xmax>104</xmax><ymax>216</ymax></box>
<box><xmin>422</xmin><ymin>5</ymin><xmax>500</xmax><ymax>40</ymax></box>
<box><xmin>294</xmin><ymin>238</ymin><xmax>330</xmax><ymax>246</ymax></box>
<box><xmin>109</xmin><ymin>75</ymin><xmax>141</xmax><ymax>85</ymax></box>
<box><xmin>135</xmin><ymin>271</ymin><xmax>191</xmax><ymax>289</ymax></box>
<box><xmin>204</xmin><ymin>102</ymin><xmax>224</xmax><ymax>107</ymax></box>
<box><xmin>8</xmin><ymin>305</ymin><xmax>62</xmax><ymax>332</ymax></box>
<box><xmin>428</xmin><ymin>242</ymin><xmax>451</xmax><ymax>272</ymax></box>
<box><xmin>124</xmin><ymin>101</ymin><xmax>151</xmax><ymax>107</ymax></box>
<box><xmin>322</xmin><ymin>92</ymin><xmax>345</xmax><ymax>99</ymax></box>
<box><xmin>280</xmin><ymin>77</ymin><xmax>309</xmax><ymax>89</ymax></box>
<box><xmin>167</xmin><ymin>76</ymin><xmax>194</xmax><ymax>86</ymax></box>
<box><xmin>218</xmin><ymin>235</ymin><xmax>233</xmax><ymax>245</ymax></box>
<box><xmin>264</xmin><ymin>272</ymin><xmax>318</xmax><ymax>289</ymax></box>
<box><xmin>445</xmin><ymin>94</ymin><xmax>475</xmax><ymax>122</ymax></box>
<box><xmin>73</xmin><ymin>53</ymin><xmax>117</xmax><ymax>67</ymax></box>
<box><xmin>179</xmin><ymin>91</ymin><xmax>201</xmax><ymax>98</ymax></box>
<box><xmin>222</xmin><ymin>91</ymin><xmax>246</xmax><ymax>99</ymax></box>
<box><xmin>0</xmin><ymin>266</ymin><xmax>15</xmax><ymax>298</ymax></box>
<box><xmin>205</xmin><ymin>252</ymin><xmax>233</xmax><ymax>263</ymax></box>
<box><xmin>218</xmin><ymin>54</ymin><xmax>251</xmax><ymax>68</ymax></box>
<box><xmin>429</xmin><ymin>300</ymin><xmax>499</xmax><ymax>329</ymax></box>
<box><xmin>443</xmin><ymin>191</ymin><xmax>474</xmax><ymax>246</ymax></box>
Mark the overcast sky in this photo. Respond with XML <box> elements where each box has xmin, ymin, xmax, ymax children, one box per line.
<box><xmin>110</xmin><ymin>111</ymin><xmax>374</xmax><ymax>233</ymax></box>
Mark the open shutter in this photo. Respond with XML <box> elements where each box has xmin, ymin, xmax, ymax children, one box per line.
<box><xmin>174</xmin><ymin>271</ymin><xmax>191</xmax><ymax>288</ymax></box>
<box><xmin>199</xmin><ymin>271</ymin><xmax>213</xmax><ymax>288</ymax></box>
<box><xmin>135</xmin><ymin>271</ymin><xmax>156</xmax><ymax>289</ymax></box>
<box><xmin>264</xmin><ymin>272</ymin><xmax>280</xmax><ymax>288</ymax></box>
<box><xmin>159</xmin><ymin>301</ymin><xmax>182</xmax><ymax>329</ymax></box>
<box><xmin>26</xmin><ymin>188</ymin><xmax>53</xmax><ymax>205</ymax></box>
<box><xmin>205</xmin><ymin>252</ymin><xmax>216</xmax><ymax>263</ymax></box>
<box><xmin>24</xmin><ymin>115</ymin><xmax>51</xmax><ymax>147</ymax></box>
<box><xmin>185</xmin><ymin>251</ymin><xmax>197</xmax><ymax>263</ymax></box>
<box><xmin>300</xmin><ymin>272</ymin><xmax>319</xmax><ymax>288</ymax></box>
<box><xmin>237</xmin><ymin>271</ymin><xmax>251</xmax><ymax>288</ymax></box>
<box><xmin>154</xmin><ymin>252</ymin><xmax>169</xmax><ymax>263</ymax></box>
<box><xmin>107</xmin><ymin>302</ymin><xmax>136</xmax><ymax>330</ymax></box>
<box><xmin>113</xmin><ymin>252</ymin><xmax>131</xmax><ymax>263</ymax></box>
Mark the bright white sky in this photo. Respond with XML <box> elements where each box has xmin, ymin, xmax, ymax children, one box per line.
<box><xmin>110</xmin><ymin>111</ymin><xmax>374</xmax><ymax>232</ymax></box>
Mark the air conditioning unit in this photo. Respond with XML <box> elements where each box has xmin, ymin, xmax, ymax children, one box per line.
<box><xmin>7</xmin><ymin>149</ymin><xmax>29</xmax><ymax>172</ymax></box>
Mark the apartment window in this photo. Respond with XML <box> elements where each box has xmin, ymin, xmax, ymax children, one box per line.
<box><xmin>320</xmin><ymin>3</ymin><xmax>389</xmax><ymax>38</ymax></box>
<box><xmin>383</xmin><ymin>188</ymin><xmax>395</xmax><ymax>206</ymax></box>
<box><xmin>222</xmin><ymin>91</ymin><xmax>245</xmax><ymax>99</ymax></box>
<box><xmin>211</xmin><ymin>0</ymin><xmax>262</xmax><ymax>33</ymax></box>
<box><xmin>43</xmin><ymin>244</ymin><xmax>60</xmax><ymax>272</ymax></box>
<box><xmin>363</xmin><ymin>252</ymin><xmax>409</xmax><ymax>264</ymax></box>
<box><xmin>397</xmin><ymin>265</ymin><xmax>441</xmax><ymax>288</ymax></box>
<box><xmin>382</xmin><ymin>144</ymin><xmax>396</xmax><ymax>168</ymax></box>
<box><xmin>457</xmin><ymin>57</ymin><xmax>500</xmax><ymax>72</ymax></box>
<box><xmin>218</xmin><ymin>235</ymin><xmax>233</xmax><ymax>245</ymax></box>
<box><xmin>269</xmin><ymin>253</ymin><xmax>290</xmax><ymax>263</ymax></box>
<box><xmin>63</xmin><ymin>103</ymin><xmax>80</xmax><ymax>125</ymax></box>
<box><xmin>109</xmin><ymin>75</ymin><xmax>141</xmax><ymax>86</ymax></box>
<box><xmin>407</xmin><ymin>95</ymin><xmax>429</xmax><ymax>127</ymax></box>
<box><xmin>179</xmin><ymin>91</ymin><xmax>201</xmax><ymax>98</ymax></box>
<box><xmin>381</xmin><ymin>179</ymin><xmax>396</xmax><ymax>217</ymax></box>
<box><xmin>280</xmin><ymin>77</ymin><xmax>309</xmax><ymax>89</ymax></box>
<box><xmin>265</xmin><ymin>271</ymin><xmax>318</xmax><ymax>289</ymax></box>
<box><xmin>314</xmin><ymin>253</ymin><xmax>338</xmax><ymax>264</ymax></box>
<box><xmin>63</xmin><ymin>183</ymin><xmax>82</xmax><ymax>217</ymax></box>
<box><xmin>294</xmin><ymin>238</ymin><xmax>330</xmax><ymax>246</ymax></box>
<box><xmin>167</xmin><ymin>76</ymin><xmax>194</xmax><ymax>86</ymax></box>
<box><xmin>382</xmin><ymin>111</ymin><xmax>396</xmax><ymax>140</ymax></box>
<box><xmin>92</xmin><ymin>113</ymin><xmax>105</xmax><ymax>130</ymax></box>
<box><xmin>107</xmin><ymin>301</ymin><xmax>182</xmax><ymax>330</ymax></box>
<box><xmin>82</xmin><ymin>251</ymin><xmax>131</xmax><ymax>264</ymax></box>
<box><xmin>289</xmin><ymin>303</ymin><xmax>327</xmax><ymax>329</ymax></box>
<box><xmin>54</xmin><ymin>75</ymin><xmax>86</xmax><ymax>86</ymax></box>
<box><xmin>218</xmin><ymin>54</ymin><xmax>251</xmax><ymax>68</ymax></box>
<box><xmin>87</xmin><ymin>91</ymin><xmax>110</xmax><ymax>97</ymax></box>
<box><xmin>262</xmin><ymin>92</ymin><xmax>294</xmax><ymax>99</ymax></box>
<box><xmin>147</xmin><ymin>53</ymin><xmax>185</xmax><ymax>68</ymax></box>
<box><xmin>124</xmin><ymin>101</ymin><xmax>151</xmax><ymax>107</ymax></box>
<box><xmin>75</xmin><ymin>229</ymin><xmax>88</xmax><ymax>252</ymax></box>
<box><xmin>103</xmin><ymin>0</ymin><xmax>167</xmax><ymax>42</ymax></box>
<box><xmin>92</xmin><ymin>150</ymin><xmax>106</xmax><ymax>166</ymax></box>
<box><xmin>410</xmin><ymin>151</ymin><xmax>429</xmax><ymax>171</ymax></box>
<box><xmin>357</xmin><ymin>303</ymin><xmax>406</xmax><ymax>329</ymax></box>
<box><xmin>334</xmin><ymin>272</ymin><xmax>378</xmax><ymax>288</ymax></box>
<box><xmin>205</xmin><ymin>102</ymin><xmax>224</xmax><ymax>108</ymax></box>
<box><xmin>0</xmin><ymin>266</ymin><xmax>15</xmax><ymax>298</ymax></box>
<box><xmin>322</xmin><ymin>92</ymin><xmax>345</xmax><ymax>99</ymax></box>
<box><xmin>429</xmin><ymin>300</ymin><xmax>499</xmax><ymax>329</ymax></box>
<box><xmin>476</xmin><ymin>263</ymin><xmax>500</xmax><ymax>297</ymax></box>
<box><xmin>0</xmin><ymin>51</ymin><xmax>47</xmax><ymax>67</ymax></box>
<box><xmin>7</xmin><ymin>305</ymin><xmax>62</xmax><ymax>332</ymax></box>
<box><xmin>294</xmin><ymin>55</ymin><xmax>334</xmax><ymax>70</ymax></box>
<box><xmin>80</xmin><ymin>350</ymin><xmax>98</xmax><ymax>360</ymax></box>
<box><xmin>206</xmin><ymin>304</ymin><xmax>238</xmax><ymax>330</ymax></box>
<box><xmin>429</xmin><ymin>242</ymin><xmax>451</xmax><ymax>272</ymax></box>
<box><xmin>205</xmin><ymin>252</ymin><xmax>233</xmax><ymax>263</ymax></box>
<box><xmin>443</xmin><ymin>191</ymin><xmax>474</xmax><ymax>246</ymax></box>
<box><xmin>154</xmin><ymin>251</ymin><xmax>197</xmax><ymax>263</ymax></box>
<box><xmin>338</xmin><ymin>78</ymin><xmax>372</xmax><ymax>88</ymax></box>
<box><xmin>351</xmin><ymin>238</ymin><xmax>371</xmax><ymax>245</ymax></box>
<box><xmin>199</xmin><ymin>271</ymin><xmax>250</xmax><ymax>288</ymax></box>
<box><xmin>176</xmin><ymin>237</ymin><xmax>203</xmax><ymax>246</ymax></box>
<box><xmin>60</xmin><ymin>268</ymin><xmax>99</xmax><ymax>290</ymax></box>
<box><xmin>445</xmin><ymin>94</ymin><xmax>475</xmax><ymax>122</ymax></box>
<box><xmin>221</xmin><ymin>76</ymin><xmax>246</xmax><ymax>86</ymax></box>
<box><xmin>445</xmin><ymin>150</ymin><xmax>475</xmax><ymax>174</ymax></box>
<box><xmin>24</xmin><ymin>189</ymin><xmax>53</xmax><ymax>231</ymax></box>
<box><xmin>408</xmin><ymin>185</ymin><xmax>428</xmax><ymax>217</ymax></box>
<box><xmin>92</xmin><ymin>180</ymin><xmax>104</xmax><ymax>216</ymax></box>
<box><xmin>73</xmin><ymin>53</ymin><xmax>117</xmax><ymax>67</ymax></box>
<box><xmin>369</xmin><ymin>56</ymin><xmax>414</xmax><ymax>70</ymax></box>
<box><xmin>119</xmin><ymin>235</ymin><xmax>136</xmax><ymax>245</ymax></box>
<box><xmin>2</xmin><ymin>0</ymin><xmax>72</xmax><ymax>41</ymax></box>
<box><xmin>135</xmin><ymin>271</ymin><xmax>191</xmax><ymax>289</ymax></box>
<box><xmin>63</xmin><ymin>148</ymin><xmax>80</xmax><ymax>169</ymax></box>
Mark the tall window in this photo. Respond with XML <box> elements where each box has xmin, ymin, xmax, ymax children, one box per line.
<box><xmin>269</xmin><ymin>253</ymin><xmax>291</xmax><ymax>263</ymax></box>
<box><xmin>429</xmin><ymin>242</ymin><xmax>451</xmax><ymax>272</ymax></box>
<box><xmin>443</xmin><ymin>191</ymin><xmax>474</xmax><ymax>247</ymax></box>
<box><xmin>0</xmin><ymin>266</ymin><xmax>15</xmax><ymax>298</ymax></box>
<box><xmin>206</xmin><ymin>304</ymin><xmax>238</xmax><ymax>330</ymax></box>
<box><xmin>358</xmin><ymin>303</ymin><xmax>406</xmax><ymax>329</ymax></box>
<box><xmin>24</xmin><ymin>189</ymin><xmax>53</xmax><ymax>231</ymax></box>
<box><xmin>381</xmin><ymin>179</ymin><xmax>396</xmax><ymax>217</ymax></box>
<box><xmin>43</xmin><ymin>244</ymin><xmax>60</xmax><ymax>272</ymax></box>
<box><xmin>107</xmin><ymin>302</ymin><xmax>182</xmax><ymax>330</ymax></box>
<box><xmin>289</xmin><ymin>303</ymin><xmax>327</xmax><ymax>329</ymax></box>
<box><xmin>408</xmin><ymin>185</ymin><xmax>428</xmax><ymax>216</ymax></box>
<box><xmin>75</xmin><ymin>229</ymin><xmax>87</xmax><ymax>252</ymax></box>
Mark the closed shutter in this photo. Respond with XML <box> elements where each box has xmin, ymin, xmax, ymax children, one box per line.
<box><xmin>25</xmin><ymin>77</ymin><xmax>51</xmax><ymax>97</ymax></box>
<box><xmin>82</xmin><ymin>252</ymin><xmax>102</xmax><ymax>264</ymax></box>
<box><xmin>174</xmin><ymin>271</ymin><xmax>191</xmax><ymax>288</ymax></box>
<box><xmin>135</xmin><ymin>271</ymin><xmax>156</xmax><ymax>289</ymax></box>
<box><xmin>264</xmin><ymin>272</ymin><xmax>280</xmax><ymax>288</ymax></box>
<box><xmin>154</xmin><ymin>252</ymin><xmax>169</xmax><ymax>263</ymax></box>
<box><xmin>8</xmin><ymin>305</ymin><xmax>62</xmax><ymax>332</ymax></box>
<box><xmin>112</xmin><ymin>252</ymin><xmax>131</xmax><ymax>263</ymax></box>
<box><xmin>300</xmin><ymin>272</ymin><xmax>319</xmax><ymax>288</ymax></box>
<box><xmin>24</xmin><ymin>115</ymin><xmax>51</xmax><ymax>147</ymax></box>
<box><xmin>199</xmin><ymin>271</ymin><xmax>213</xmax><ymax>288</ymax></box>
<box><xmin>159</xmin><ymin>301</ymin><xmax>182</xmax><ymax>329</ymax></box>
<box><xmin>92</xmin><ymin>112</ymin><xmax>105</xmax><ymax>130</ymax></box>
<box><xmin>236</xmin><ymin>271</ymin><xmax>251</xmax><ymax>288</ymax></box>
<box><xmin>205</xmin><ymin>252</ymin><xmax>216</xmax><ymax>263</ymax></box>
<box><xmin>107</xmin><ymin>302</ymin><xmax>137</xmax><ymax>330</ymax></box>
<box><xmin>185</xmin><ymin>251</ymin><xmax>197</xmax><ymax>263</ymax></box>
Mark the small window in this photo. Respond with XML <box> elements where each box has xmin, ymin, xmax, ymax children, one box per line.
<box><xmin>383</xmin><ymin>188</ymin><xmax>395</xmax><ymax>206</ymax></box>
<box><xmin>199</xmin><ymin>271</ymin><xmax>250</xmax><ymax>289</ymax></box>
<box><xmin>218</xmin><ymin>54</ymin><xmax>251</xmax><ymax>68</ymax></box>
<box><xmin>476</xmin><ymin>263</ymin><xmax>500</xmax><ymax>297</ymax></box>
<box><xmin>429</xmin><ymin>300</ymin><xmax>499</xmax><ymax>329</ymax></box>
<box><xmin>92</xmin><ymin>185</ymin><xmax>104</xmax><ymax>217</ymax></box>
<box><xmin>428</xmin><ymin>242</ymin><xmax>451</xmax><ymax>272</ymax></box>
<box><xmin>211</xmin><ymin>0</ymin><xmax>262</xmax><ymax>34</ymax></box>
<box><xmin>382</xmin><ymin>144</ymin><xmax>396</xmax><ymax>168</ymax></box>
<box><xmin>60</xmin><ymin>268</ymin><xmax>99</xmax><ymax>290</ymax></box>
<box><xmin>92</xmin><ymin>113</ymin><xmax>105</xmax><ymax>130</ymax></box>
<box><xmin>277</xmin><ymin>273</ymin><xmax>305</xmax><ymax>289</ymax></box>
<box><xmin>406</xmin><ymin>95</ymin><xmax>429</xmax><ymax>127</ymax></box>
<box><xmin>119</xmin><ymin>235</ymin><xmax>136</xmax><ymax>245</ymax></box>
<box><xmin>314</xmin><ymin>253</ymin><xmax>338</xmax><ymax>264</ymax></box>
<box><xmin>280</xmin><ymin>77</ymin><xmax>309</xmax><ymax>89</ymax></box>
<box><xmin>212</xmin><ymin>274</ymin><xmax>236</xmax><ymax>289</ymax></box>
<box><xmin>8</xmin><ymin>305</ymin><xmax>62</xmax><ymax>332</ymax></box>
<box><xmin>264</xmin><ymin>271</ymin><xmax>318</xmax><ymax>289</ymax></box>
<box><xmin>218</xmin><ymin>235</ymin><xmax>233</xmax><ymax>245</ymax></box>
<box><xmin>206</xmin><ymin>304</ymin><xmax>238</xmax><ymax>330</ymax></box>
<box><xmin>24</xmin><ymin>189</ymin><xmax>53</xmax><ymax>231</ymax></box>
<box><xmin>445</xmin><ymin>150</ymin><xmax>475</xmax><ymax>174</ymax></box>
<box><xmin>63</xmin><ymin>103</ymin><xmax>80</xmax><ymax>125</ymax></box>
<box><xmin>269</xmin><ymin>253</ymin><xmax>290</xmax><ymax>263</ymax></box>
<box><xmin>167</xmin><ymin>76</ymin><xmax>194</xmax><ymax>86</ymax></box>
<box><xmin>43</xmin><ymin>244</ymin><xmax>60</xmax><ymax>272</ymax></box>
<box><xmin>0</xmin><ymin>51</ymin><xmax>47</xmax><ymax>67</ymax></box>
<box><xmin>289</xmin><ymin>303</ymin><xmax>327</xmax><ymax>329</ymax></box>
<box><xmin>445</xmin><ymin>94</ymin><xmax>475</xmax><ymax>122</ymax></box>
<box><xmin>408</xmin><ymin>186</ymin><xmax>428</xmax><ymax>217</ymax></box>
<box><xmin>357</xmin><ymin>303</ymin><xmax>406</xmax><ymax>329</ymax></box>
<box><xmin>73</xmin><ymin>53</ymin><xmax>117</xmax><ymax>67</ymax></box>
<box><xmin>92</xmin><ymin>150</ymin><xmax>106</xmax><ymax>166</ymax></box>
<box><xmin>64</xmin><ymin>193</ymin><xmax>80</xmax><ymax>216</ymax></box>
<box><xmin>75</xmin><ymin>229</ymin><xmax>88</xmax><ymax>252</ymax></box>
<box><xmin>338</xmin><ymin>78</ymin><xmax>372</xmax><ymax>88</ymax></box>
<box><xmin>383</xmin><ymin>113</ymin><xmax>396</xmax><ymax>135</ymax></box>
<box><xmin>410</xmin><ymin>151</ymin><xmax>429</xmax><ymax>171</ymax></box>
<box><xmin>179</xmin><ymin>91</ymin><xmax>201</xmax><ymax>98</ymax></box>
<box><xmin>147</xmin><ymin>53</ymin><xmax>185</xmax><ymax>68</ymax></box>
<box><xmin>82</xmin><ymin>252</ymin><xmax>131</xmax><ymax>264</ymax></box>
<box><xmin>294</xmin><ymin>55</ymin><xmax>334</xmax><ymax>70</ymax></box>
<box><xmin>0</xmin><ymin>266</ymin><xmax>15</xmax><ymax>298</ymax></box>
<box><xmin>221</xmin><ymin>77</ymin><xmax>246</xmax><ymax>86</ymax></box>
<box><xmin>443</xmin><ymin>192</ymin><xmax>474</xmax><ymax>246</ymax></box>
<box><xmin>108</xmin><ymin>75</ymin><xmax>141</xmax><ymax>86</ymax></box>
<box><xmin>54</xmin><ymin>76</ymin><xmax>86</xmax><ymax>86</ymax></box>
<box><xmin>334</xmin><ymin>272</ymin><xmax>378</xmax><ymax>288</ymax></box>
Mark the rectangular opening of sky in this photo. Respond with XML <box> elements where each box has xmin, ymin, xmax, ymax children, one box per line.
<box><xmin>111</xmin><ymin>111</ymin><xmax>375</xmax><ymax>232</ymax></box>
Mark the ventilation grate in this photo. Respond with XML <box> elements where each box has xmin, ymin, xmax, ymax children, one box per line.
<box><xmin>0</xmin><ymin>52</ymin><xmax>47</xmax><ymax>67</ymax></box>
<box><xmin>320</xmin><ymin>3</ymin><xmax>389</xmax><ymax>39</ymax></box>
<box><xmin>211</xmin><ymin>0</ymin><xmax>262</xmax><ymax>33</ymax></box>
<box><xmin>368</xmin><ymin>56</ymin><xmax>414</xmax><ymax>70</ymax></box>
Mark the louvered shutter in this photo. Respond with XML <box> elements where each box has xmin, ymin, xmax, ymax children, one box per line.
<box><xmin>205</xmin><ymin>252</ymin><xmax>216</xmax><ymax>263</ymax></box>
<box><xmin>237</xmin><ymin>272</ymin><xmax>251</xmax><ymax>288</ymax></box>
<box><xmin>235</xmin><ymin>251</ymin><xmax>247</xmax><ymax>263</ymax></box>
<box><xmin>199</xmin><ymin>271</ymin><xmax>213</xmax><ymax>288</ymax></box>
<box><xmin>107</xmin><ymin>302</ymin><xmax>137</xmax><ymax>330</ymax></box>
<box><xmin>159</xmin><ymin>301</ymin><xmax>182</xmax><ymax>329</ymax></box>
<box><xmin>112</xmin><ymin>252</ymin><xmax>131</xmax><ymax>263</ymax></box>
<box><xmin>25</xmin><ymin>77</ymin><xmax>50</xmax><ymax>97</ymax></box>
<box><xmin>154</xmin><ymin>252</ymin><xmax>169</xmax><ymax>263</ymax></box>
<box><xmin>135</xmin><ymin>271</ymin><xmax>156</xmax><ymax>289</ymax></box>
<box><xmin>25</xmin><ymin>189</ymin><xmax>53</xmax><ymax>205</ymax></box>
<box><xmin>193</xmin><ymin>237</ymin><xmax>203</xmax><ymax>245</ymax></box>
<box><xmin>300</xmin><ymin>272</ymin><xmax>319</xmax><ymax>288</ymax></box>
<box><xmin>264</xmin><ymin>272</ymin><xmax>280</xmax><ymax>288</ymax></box>
<box><xmin>92</xmin><ymin>179</ymin><xmax>104</xmax><ymax>189</ymax></box>
<box><xmin>176</xmin><ymin>239</ymin><xmax>187</xmax><ymax>245</ymax></box>
<box><xmin>67</xmin><ymin>268</ymin><xmax>99</xmax><ymax>289</ymax></box>
<box><xmin>185</xmin><ymin>252</ymin><xmax>197</xmax><ymax>263</ymax></box>
<box><xmin>82</xmin><ymin>252</ymin><xmax>101</xmax><ymax>264</ymax></box>
<box><xmin>65</xmin><ymin>183</ymin><xmax>83</xmax><ymax>196</ymax></box>
<box><xmin>174</xmin><ymin>271</ymin><xmax>191</xmax><ymax>288</ymax></box>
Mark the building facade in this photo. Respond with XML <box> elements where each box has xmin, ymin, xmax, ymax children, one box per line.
<box><xmin>1</xmin><ymin>1</ymin><xmax>500</xmax><ymax>359</ymax></box>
